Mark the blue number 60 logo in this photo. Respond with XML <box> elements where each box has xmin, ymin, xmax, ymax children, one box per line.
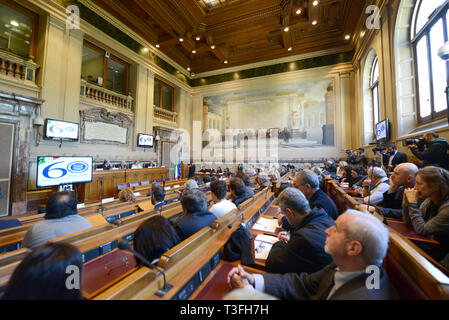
<box><xmin>42</xmin><ymin>161</ymin><xmax>68</xmax><ymax>179</ymax></box>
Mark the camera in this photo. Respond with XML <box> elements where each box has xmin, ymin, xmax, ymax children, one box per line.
<box><xmin>403</xmin><ymin>137</ymin><xmax>425</xmax><ymax>148</ymax></box>
<box><xmin>372</xmin><ymin>146</ymin><xmax>387</xmax><ymax>153</ymax></box>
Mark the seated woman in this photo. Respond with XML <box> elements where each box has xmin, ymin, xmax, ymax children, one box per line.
<box><xmin>2</xmin><ymin>243</ymin><xmax>84</xmax><ymax>300</ymax></box>
<box><xmin>133</xmin><ymin>216</ymin><xmax>181</xmax><ymax>265</ymax></box>
<box><xmin>118</xmin><ymin>188</ymin><xmax>137</xmax><ymax>203</ymax></box>
<box><xmin>336</xmin><ymin>161</ymin><xmax>348</xmax><ymax>179</ymax></box>
<box><xmin>403</xmin><ymin>166</ymin><xmax>449</xmax><ymax>263</ymax></box>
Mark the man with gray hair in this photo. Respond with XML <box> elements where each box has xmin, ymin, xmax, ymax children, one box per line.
<box><xmin>285</xmin><ymin>170</ymin><xmax>338</xmax><ymax>221</ymax></box>
<box><xmin>265</xmin><ymin>188</ymin><xmax>334</xmax><ymax>274</ymax></box>
<box><xmin>172</xmin><ymin>189</ymin><xmax>217</xmax><ymax>240</ymax></box>
<box><xmin>184</xmin><ymin>179</ymin><xmax>199</xmax><ymax>191</ymax></box>
<box><xmin>361</xmin><ymin>167</ymin><xmax>390</xmax><ymax>206</ymax></box>
<box><xmin>227</xmin><ymin>210</ymin><xmax>397</xmax><ymax>300</ymax></box>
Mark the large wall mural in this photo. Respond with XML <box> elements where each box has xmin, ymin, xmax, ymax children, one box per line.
<box><xmin>202</xmin><ymin>78</ymin><xmax>335</xmax><ymax>163</ymax></box>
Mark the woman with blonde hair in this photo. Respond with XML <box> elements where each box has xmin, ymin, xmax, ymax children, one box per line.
<box><xmin>118</xmin><ymin>188</ymin><xmax>137</xmax><ymax>203</ymax></box>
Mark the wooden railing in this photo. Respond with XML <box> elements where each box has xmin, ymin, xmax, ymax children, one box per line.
<box><xmin>153</xmin><ymin>106</ymin><xmax>177</xmax><ymax>124</ymax></box>
<box><xmin>80</xmin><ymin>79</ymin><xmax>133</xmax><ymax>114</ymax></box>
<box><xmin>0</xmin><ymin>50</ymin><xmax>39</xmax><ymax>83</ymax></box>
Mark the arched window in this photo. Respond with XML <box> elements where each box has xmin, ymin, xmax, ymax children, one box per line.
<box><xmin>411</xmin><ymin>0</ymin><xmax>449</xmax><ymax>122</ymax></box>
<box><xmin>370</xmin><ymin>56</ymin><xmax>380</xmax><ymax>126</ymax></box>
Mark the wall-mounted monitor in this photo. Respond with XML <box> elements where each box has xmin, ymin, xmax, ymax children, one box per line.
<box><xmin>37</xmin><ymin>156</ymin><xmax>93</xmax><ymax>188</ymax></box>
<box><xmin>45</xmin><ymin>119</ymin><xmax>79</xmax><ymax>141</ymax></box>
<box><xmin>375</xmin><ymin>119</ymin><xmax>390</xmax><ymax>142</ymax></box>
<box><xmin>137</xmin><ymin>134</ymin><xmax>154</xmax><ymax>147</ymax></box>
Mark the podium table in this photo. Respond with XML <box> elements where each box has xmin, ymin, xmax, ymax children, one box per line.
<box><xmin>78</xmin><ymin>167</ymin><xmax>169</xmax><ymax>203</ymax></box>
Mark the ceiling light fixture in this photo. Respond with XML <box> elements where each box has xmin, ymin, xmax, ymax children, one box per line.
<box><xmin>224</xmin><ymin>60</ymin><xmax>228</xmax><ymax>64</ymax></box>
<box><xmin>187</xmin><ymin>67</ymin><xmax>191</xmax><ymax>71</ymax></box>
<box><xmin>196</xmin><ymin>36</ymin><xmax>200</xmax><ymax>41</ymax></box>
<box><xmin>10</xmin><ymin>20</ymin><xmax>19</xmax><ymax>27</ymax></box>
<box><xmin>288</xmin><ymin>47</ymin><xmax>292</xmax><ymax>51</ymax></box>
<box><xmin>313</xmin><ymin>1</ymin><xmax>319</xmax><ymax>6</ymax></box>
<box><xmin>296</xmin><ymin>9</ymin><xmax>302</xmax><ymax>15</ymax></box>
<box><xmin>211</xmin><ymin>45</ymin><xmax>215</xmax><ymax>49</ymax></box>
<box><xmin>179</xmin><ymin>38</ymin><xmax>184</xmax><ymax>42</ymax></box>
<box><xmin>345</xmin><ymin>34</ymin><xmax>351</xmax><ymax>40</ymax></box>
<box><xmin>312</xmin><ymin>20</ymin><xmax>317</xmax><ymax>25</ymax></box>
<box><xmin>192</xmin><ymin>50</ymin><xmax>196</xmax><ymax>54</ymax></box>
<box><xmin>284</xmin><ymin>27</ymin><xmax>290</xmax><ymax>32</ymax></box>
<box><xmin>155</xmin><ymin>44</ymin><xmax>160</xmax><ymax>48</ymax></box>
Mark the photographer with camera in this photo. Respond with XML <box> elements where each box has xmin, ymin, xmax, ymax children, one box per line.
<box><xmin>406</xmin><ymin>132</ymin><xmax>449</xmax><ymax>169</ymax></box>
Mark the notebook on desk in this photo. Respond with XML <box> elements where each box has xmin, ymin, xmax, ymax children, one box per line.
<box><xmin>251</xmin><ymin>217</ymin><xmax>279</xmax><ymax>233</ymax></box>
<box><xmin>254</xmin><ymin>234</ymin><xmax>279</xmax><ymax>260</ymax></box>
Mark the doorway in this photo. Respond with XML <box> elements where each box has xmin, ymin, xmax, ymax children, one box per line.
<box><xmin>0</xmin><ymin>123</ymin><xmax>14</xmax><ymax>216</ymax></box>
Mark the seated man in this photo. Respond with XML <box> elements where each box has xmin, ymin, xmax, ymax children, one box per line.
<box><xmin>229</xmin><ymin>178</ymin><xmax>254</xmax><ymax>207</ymax></box>
<box><xmin>294</xmin><ymin>170</ymin><xmax>338</xmax><ymax>220</ymax></box>
<box><xmin>151</xmin><ymin>183</ymin><xmax>166</xmax><ymax>211</ymax></box>
<box><xmin>255</xmin><ymin>172</ymin><xmax>272</xmax><ymax>190</ymax></box>
<box><xmin>227</xmin><ymin>210</ymin><xmax>397</xmax><ymax>300</ymax></box>
<box><xmin>118</xmin><ymin>188</ymin><xmax>137</xmax><ymax>203</ymax></box>
<box><xmin>210</xmin><ymin>180</ymin><xmax>237</xmax><ymax>219</ymax></box>
<box><xmin>22</xmin><ymin>191</ymin><xmax>93</xmax><ymax>248</ymax></box>
<box><xmin>172</xmin><ymin>189</ymin><xmax>217</xmax><ymax>240</ymax></box>
<box><xmin>102</xmin><ymin>160</ymin><xmax>111</xmax><ymax>170</ymax></box>
<box><xmin>324</xmin><ymin>160</ymin><xmax>337</xmax><ymax>174</ymax></box>
<box><xmin>363</xmin><ymin>163</ymin><xmax>419</xmax><ymax>220</ymax></box>
<box><xmin>361</xmin><ymin>167</ymin><xmax>390</xmax><ymax>206</ymax></box>
<box><xmin>265</xmin><ymin>188</ymin><xmax>333</xmax><ymax>274</ymax></box>
<box><xmin>403</xmin><ymin>167</ymin><xmax>449</xmax><ymax>262</ymax></box>
<box><xmin>185</xmin><ymin>179</ymin><xmax>199</xmax><ymax>190</ymax></box>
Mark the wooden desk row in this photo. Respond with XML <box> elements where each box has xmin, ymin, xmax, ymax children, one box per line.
<box><xmin>92</xmin><ymin>187</ymin><xmax>274</xmax><ymax>300</ymax></box>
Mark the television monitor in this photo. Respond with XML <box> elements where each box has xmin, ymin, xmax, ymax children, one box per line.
<box><xmin>375</xmin><ymin>119</ymin><xmax>390</xmax><ymax>141</ymax></box>
<box><xmin>137</xmin><ymin>134</ymin><xmax>154</xmax><ymax>147</ymax></box>
<box><xmin>37</xmin><ymin>156</ymin><xmax>93</xmax><ymax>188</ymax></box>
<box><xmin>45</xmin><ymin>119</ymin><xmax>79</xmax><ymax>141</ymax></box>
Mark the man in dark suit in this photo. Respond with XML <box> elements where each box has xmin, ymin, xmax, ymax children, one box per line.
<box><xmin>265</xmin><ymin>188</ymin><xmax>333</xmax><ymax>274</ymax></box>
<box><xmin>172</xmin><ymin>189</ymin><xmax>217</xmax><ymax>240</ymax></box>
<box><xmin>150</xmin><ymin>183</ymin><xmax>166</xmax><ymax>211</ymax></box>
<box><xmin>383</xmin><ymin>144</ymin><xmax>407</xmax><ymax>172</ymax></box>
<box><xmin>227</xmin><ymin>210</ymin><xmax>397</xmax><ymax>300</ymax></box>
<box><xmin>188</xmin><ymin>163</ymin><xmax>196</xmax><ymax>178</ymax></box>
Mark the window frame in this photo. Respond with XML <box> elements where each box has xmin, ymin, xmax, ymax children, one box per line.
<box><xmin>154</xmin><ymin>78</ymin><xmax>174</xmax><ymax>112</ymax></box>
<box><xmin>411</xmin><ymin>1</ymin><xmax>449</xmax><ymax>123</ymax></box>
<box><xmin>82</xmin><ymin>40</ymin><xmax>130</xmax><ymax>95</ymax></box>
<box><xmin>0</xmin><ymin>0</ymin><xmax>39</xmax><ymax>60</ymax></box>
<box><xmin>369</xmin><ymin>56</ymin><xmax>381</xmax><ymax>134</ymax></box>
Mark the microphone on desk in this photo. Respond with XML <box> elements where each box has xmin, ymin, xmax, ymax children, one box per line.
<box><xmin>99</xmin><ymin>180</ymin><xmax>104</xmax><ymax>214</ymax></box>
<box><xmin>118</xmin><ymin>239</ymin><xmax>172</xmax><ymax>297</ymax></box>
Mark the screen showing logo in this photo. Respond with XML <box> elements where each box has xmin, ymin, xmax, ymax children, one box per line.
<box><xmin>46</xmin><ymin>120</ymin><xmax>79</xmax><ymax>140</ymax></box>
<box><xmin>37</xmin><ymin>157</ymin><xmax>92</xmax><ymax>187</ymax></box>
<box><xmin>376</xmin><ymin>121</ymin><xmax>387</xmax><ymax>140</ymax></box>
<box><xmin>138</xmin><ymin>134</ymin><xmax>153</xmax><ymax>147</ymax></box>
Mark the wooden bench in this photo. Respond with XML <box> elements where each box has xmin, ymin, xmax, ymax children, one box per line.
<box><xmin>92</xmin><ymin>188</ymin><xmax>274</xmax><ymax>300</ymax></box>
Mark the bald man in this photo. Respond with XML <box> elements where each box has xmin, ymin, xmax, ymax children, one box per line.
<box><xmin>363</xmin><ymin>163</ymin><xmax>419</xmax><ymax>220</ymax></box>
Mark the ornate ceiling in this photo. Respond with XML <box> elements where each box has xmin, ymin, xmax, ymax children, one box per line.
<box><xmin>90</xmin><ymin>0</ymin><xmax>368</xmax><ymax>74</ymax></box>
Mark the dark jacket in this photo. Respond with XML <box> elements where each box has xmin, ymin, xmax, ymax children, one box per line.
<box><xmin>380</xmin><ymin>187</ymin><xmax>424</xmax><ymax>220</ymax></box>
<box><xmin>349</xmin><ymin>175</ymin><xmax>366</xmax><ymax>188</ymax></box>
<box><xmin>281</xmin><ymin>189</ymin><xmax>338</xmax><ymax>232</ymax></box>
<box><xmin>263</xmin><ymin>263</ymin><xmax>397</xmax><ymax>300</ymax></box>
<box><xmin>310</xmin><ymin>189</ymin><xmax>338</xmax><ymax>220</ymax></box>
<box><xmin>382</xmin><ymin>151</ymin><xmax>407</xmax><ymax>169</ymax></box>
<box><xmin>233</xmin><ymin>188</ymin><xmax>254</xmax><ymax>207</ymax></box>
<box><xmin>411</xmin><ymin>138</ymin><xmax>449</xmax><ymax>169</ymax></box>
<box><xmin>188</xmin><ymin>165</ymin><xmax>196</xmax><ymax>178</ymax></box>
<box><xmin>266</xmin><ymin>208</ymin><xmax>334</xmax><ymax>274</ymax></box>
<box><xmin>173</xmin><ymin>210</ymin><xmax>217</xmax><ymax>240</ymax></box>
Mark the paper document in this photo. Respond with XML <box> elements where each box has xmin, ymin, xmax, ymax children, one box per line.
<box><xmin>254</xmin><ymin>234</ymin><xmax>278</xmax><ymax>260</ymax></box>
<box><xmin>251</xmin><ymin>217</ymin><xmax>279</xmax><ymax>233</ymax></box>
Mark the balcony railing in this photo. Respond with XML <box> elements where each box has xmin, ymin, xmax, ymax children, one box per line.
<box><xmin>0</xmin><ymin>50</ymin><xmax>39</xmax><ymax>83</ymax></box>
<box><xmin>80</xmin><ymin>79</ymin><xmax>134</xmax><ymax>114</ymax></box>
<box><xmin>154</xmin><ymin>106</ymin><xmax>177</xmax><ymax>124</ymax></box>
